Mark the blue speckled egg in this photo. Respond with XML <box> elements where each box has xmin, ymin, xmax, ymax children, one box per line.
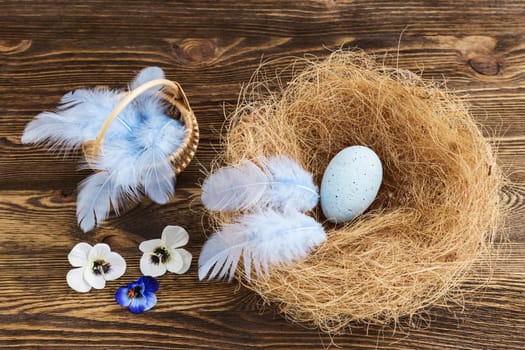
<box><xmin>320</xmin><ymin>145</ymin><xmax>383</xmax><ymax>223</ymax></box>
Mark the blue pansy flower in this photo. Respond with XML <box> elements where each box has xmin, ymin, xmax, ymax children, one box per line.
<box><xmin>115</xmin><ymin>276</ymin><xmax>159</xmax><ymax>313</ymax></box>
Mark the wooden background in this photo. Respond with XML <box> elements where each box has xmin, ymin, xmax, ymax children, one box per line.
<box><xmin>1</xmin><ymin>1</ymin><xmax>524</xmax><ymax>349</ymax></box>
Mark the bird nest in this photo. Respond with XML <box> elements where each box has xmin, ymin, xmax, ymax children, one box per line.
<box><xmin>208</xmin><ymin>51</ymin><xmax>503</xmax><ymax>334</ymax></box>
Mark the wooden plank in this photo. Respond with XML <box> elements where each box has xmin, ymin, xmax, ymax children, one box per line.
<box><xmin>1</xmin><ymin>181</ymin><xmax>523</xmax><ymax>250</ymax></box>
<box><xmin>0</xmin><ymin>231</ymin><xmax>523</xmax><ymax>349</ymax></box>
<box><xmin>0</xmin><ymin>0</ymin><xmax>524</xmax><ymax>40</ymax></box>
<box><xmin>1</xmin><ymin>0</ymin><xmax>524</xmax><ymax>348</ymax></box>
<box><xmin>0</xmin><ymin>184</ymin><xmax>522</xmax><ymax>349</ymax></box>
<box><xmin>2</xmin><ymin>34</ymin><xmax>525</xmax><ymax>188</ymax></box>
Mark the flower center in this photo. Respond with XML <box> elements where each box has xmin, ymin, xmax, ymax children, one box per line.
<box><xmin>128</xmin><ymin>285</ymin><xmax>143</xmax><ymax>299</ymax></box>
<box><xmin>151</xmin><ymin>246</ymin><xmax>170</xmax><ymax>265</ymax></box>
<box><xmin>92</xmin><ymin>259</ymin><xmax>110</xmax><ymax>275</ymax></box>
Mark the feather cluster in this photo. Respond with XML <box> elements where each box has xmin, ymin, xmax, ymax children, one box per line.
<box><xmin>199</xmin><ymin>156</ymin><xmax>326</xmax><ymax>282</ymax></box>
<box><xmin>22</xmin><ymin>67</ymin><xmax>186</xmax><ymax>232</ymax></box>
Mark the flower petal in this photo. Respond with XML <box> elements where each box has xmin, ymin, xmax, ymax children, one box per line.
<box><xmin>66</xmin><ymin>267</ymin><xmax>91</xmax><ymax>292</ymax></box>
<box><xmin>162</xmin><ymin>226</ymin><xmax>189</xmax><ymax>249</ymax></box>
<box><xmin>171</xmin><ymin>248</ymin><xmax>192</xmax><ymax>274</ymax></box>
<box><xmin>115</xmin><ymin>286</ymin><xmax>132</xmax><ymax>307</ymax></box>
<box><xmin>139</xmin><ymin>239</ymin><xmax>163</xmax><ymax>253</ymax></box>
<box><xmin>140</xmin><ymin>253</ymin><xmax>167</xmax><ymax>277</ymax></box>
<box><xmin>139</xmin><ymin>276</ymin><xmax>159</xmax><ymax>293</ymax></box>
<box><xmin>129</xmin><ymin>291</ymin><xmax>157</xmax><ymax>313</ymax></box>
<box><xmin>88</xmin><ymin>243</ymin><xmax>111</xmax><ymax>261</ymax></box>
<box><xmin>166</xmin><ymin>250</ymin><xmax>184</xmax><ymax>274</ymax></box>
<box><xmin>142</xmin><ymin>291</ymin><xmax>157</xmax><ymax>312</ymax></box>
<box><xmin>128</xmin><ymin>298</ymin><xmax>146</xmax><ymax>314</ymax></box>
<box><xmin>68</xmin><ymin>242</ymin><xmax>92</xmax><ymax>267</ymax></box>
<box><xmin>84</xmin><ymin>266</ymin><xmax>106</xmax><ymax>289</ymax></box>
<box><xmin>104</xmin><ymin>251</ymin><xmax>126</xmax><ymax>281</ymax></box>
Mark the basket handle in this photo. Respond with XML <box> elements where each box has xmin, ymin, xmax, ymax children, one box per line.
<box><xmin>82</xmin><ymin>78</ymin><xmax>192</xmax><ymax>163</ymax></box>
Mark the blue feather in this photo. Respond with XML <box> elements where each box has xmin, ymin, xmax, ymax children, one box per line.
<box><xmin>133</xmin><ymin>103</ymin><xmax>185</xmax><ymax>204</ymax></box>
<box><xmin>87</xmin><ymin>136</ymin><xmax>142</xmax><ymax>197</ymax></box>
<box><xmin>22</xmin><ymin>67</ymin><xmax>186</xmax><ymax>232</ymax></box>
<box><xmin>201</xmin><ymin>156</ymin><xmax>319</xmax><ymax>212</ymax></box>
<box><xmin>21</xmin><ymin>89</ymin><xmax>116</xmax><ymax>151</ymax></box>
<box><xmin>76</xmin><ymin>172</ymin><xmax>111</xmax><ymax>232</ymax></box>
<box><xmin>76</xmin><ymin>171</ymin><xmax>139</xmax><ymax>232</ymax></box>
<box><xmin>77</xmin><ymin>142</ymin><xmax>144</xmax><ymax>232</ymax></box>
<box><xmin>21</xmin><ymin>111</ymin><xmax>87</xmax><ymax>151</ymax></box>
<box><xmin>138</xmin><ymin>144</ymin><xmax>175</xmax><ymax>205</ymax></box>
<box><xmin>130</xmin><ymin>66</ymin><xmax>165</xmax><ymax>108</ymax></box>
<box><xmin>198</xmin><ymin>209</ymin><xmax>326</xmax><ymax>282</ymax></box>
<box><xmin>130</xmin><ymin>66</ymin><xmax>164</xmax><ymax>90</ymax></box>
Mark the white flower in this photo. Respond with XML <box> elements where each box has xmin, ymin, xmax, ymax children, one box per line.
<box><xmin>66</xmin><ymin>242</ymin><xmax>126</xmax><ymax>292</ymax></box>
<box><xmin>139</xmin><ymin>226</ymin><xmax>192</xmax><ymax>277</ymax></box>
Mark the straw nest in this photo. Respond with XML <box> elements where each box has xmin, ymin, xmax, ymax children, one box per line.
<box><xmin>208</xmin><ymin>51</ymin><xmax>503</xmax><ymax>334</ymax></box>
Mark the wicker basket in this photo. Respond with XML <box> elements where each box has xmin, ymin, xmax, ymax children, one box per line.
<box><xmin>82</xmin><ymin>78</ymin><xmax>199</xmax><ymax>174</ymax></box>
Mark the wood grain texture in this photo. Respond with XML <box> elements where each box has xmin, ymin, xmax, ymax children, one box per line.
<box><xmin>1</xmin><ymin>1</ymin><xmax>524</xmax><ymax>349</ymax></box>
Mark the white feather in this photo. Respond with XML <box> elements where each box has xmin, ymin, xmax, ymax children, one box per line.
<box><xmin>262</xmin><ymin>155</ymin><xmax>319</xmax><ymax>212</ymax></box>
<box><xmin>201</xmin><ymin>156</ymin><xmax>319</xmax><ymax>212</ymax></box>
<box><xmin>201</xmin><ymin>160</ymin><xmax>269</xmax><ymax>211</ymax></box>
<box><xmin>198</xmin><ymin>209</ymin><xmax>326</xmax><ymax>282</ymax></box>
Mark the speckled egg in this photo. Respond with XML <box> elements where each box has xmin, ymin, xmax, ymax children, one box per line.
<box><xmin>320</xmin><ymin>145</ymin><xmax>383</xmax><ymax>223</ymax></box>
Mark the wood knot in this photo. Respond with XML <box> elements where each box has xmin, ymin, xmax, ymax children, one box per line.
<box><xmin>49</xmin><ymin>189</ymin><xmax>76</xmax><ymax>204</ymax></box>
<box><xmin>172</xmin><ymin>39</ymin><xmax>218</xmax><ymax>66</ymax></box>
<box><xmin>449</xmin><ymin>36</ymin><xmax>503</xmax><ymax>76</ymax></box>
<box><xmin>322</xmin><ymin>0</ymin><xmax>339</xmax><ymax>9</ymax></box>
<box><xmin>468</xmin><ymin>55</ymin><xmax>503</xmax><ymax>76</ymax></box>
<box><xmin>0</xmin><ymin>39</ymin><xmax>32</xmax><ymax>54</ymax></box>
<box><xmin>60</xmin><ymin>189</ymin><xmax>74</xmax><ymax>198</ymax></box>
